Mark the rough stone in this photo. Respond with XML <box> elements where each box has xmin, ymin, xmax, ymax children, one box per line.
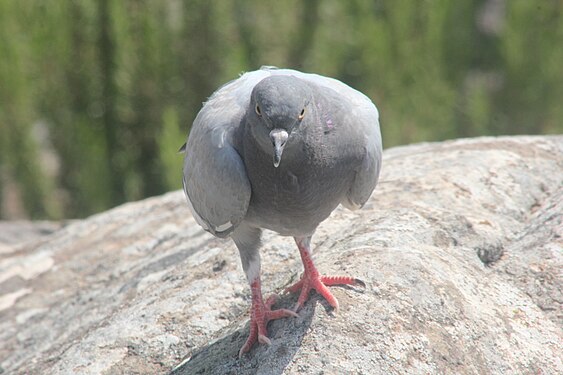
<box><xmin>0</xmin><ymin>220</ymin><xmax>68</xmax><ymax>255</ymax></box>
<box><xmin>0</xmin><ymin>136</ymin><xmax>561</xmax><ymax>375</ymax></box>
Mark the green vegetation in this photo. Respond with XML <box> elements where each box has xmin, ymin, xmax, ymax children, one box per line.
<box><xmin>0</xmin><ymin>0</ymin><xmax>561</xmax><ymax>219</ymax></box>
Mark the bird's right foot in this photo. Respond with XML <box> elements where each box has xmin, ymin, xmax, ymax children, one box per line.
<box><xmin>239</xmin><ymin>293</ymin><xmax>298</xmax><ymax>358</ymax></box>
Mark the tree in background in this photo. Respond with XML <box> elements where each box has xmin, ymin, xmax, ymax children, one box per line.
<box><xmin>0</xmin><ymin>0</ymin><xmax>561</xmax><ymax>219</ymax></box>
<box><xmin>0</xmin><ymin>1</ymin><xmax>58</xmax><ymax>218</ymax></box>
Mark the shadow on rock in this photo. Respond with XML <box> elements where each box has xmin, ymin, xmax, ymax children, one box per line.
<box><xmin>170</xmin><ymin>295</ymin><xmax>318</xmax><ymax>375</ymax></box>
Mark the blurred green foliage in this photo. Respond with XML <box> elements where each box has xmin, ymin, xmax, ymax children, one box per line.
<box><xmin>0</xmin><ymin>0</ymin><xmax>561</xmax><ymax>219</ymax></box>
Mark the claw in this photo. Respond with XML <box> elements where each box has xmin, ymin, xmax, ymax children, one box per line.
<box><xmin>288</xmin><ymin>237</ymin><xmax>362</xmax><ymax>313</ymax></box>
<box><xmin>258</xmin><ymin>334</ymin><xmax>271</xmax><ymax>345</ymax></box>
<box><xmin>238</xmin><ymin>280</ymin><xmax>298</xmax><ymax>357</ymax></box>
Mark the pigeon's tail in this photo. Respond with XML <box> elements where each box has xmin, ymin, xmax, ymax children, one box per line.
<box><xmin>178</xmin><ymin>143</ymin><xmax>187</xmax><ymax>153</ymax></box>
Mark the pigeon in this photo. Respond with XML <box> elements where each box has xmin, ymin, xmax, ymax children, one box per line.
<box><xmin>182</xmin><ymin>67</ymin><xmax>382</xmax><ymax>357</ymax></box>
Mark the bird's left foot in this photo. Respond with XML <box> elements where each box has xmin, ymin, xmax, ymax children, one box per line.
<box><xmin>286</xmin><ymin>273</ymin><xmax>364</xmax><ymax>312</ymax></box>
<box><xmin>288</xmin><ymin>237</ymin><xmax>365</xmax><ymax>312</ymax></box>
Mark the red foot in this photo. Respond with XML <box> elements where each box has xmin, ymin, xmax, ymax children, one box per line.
<box><xmin>239</xmin><ymin>285</ymin><xmax>298</xmax><ymax>358</ymax></box>
<box><xmin>287</xmin><ymin>237</ymin><xmax>365</xmax><ymax>312</ymax></box>
<box><xmin>286</xmin><ymin>274</ymin><xmax>362</xmax><ymax>312</ymax></box>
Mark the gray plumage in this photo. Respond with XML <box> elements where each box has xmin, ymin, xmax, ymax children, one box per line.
<box><xmin>183</xmin><ymin>67</ymin><xmax>381</xmax><ymax>240</ymax></box>
<box><xmin>182</xmin><ymin>66</ymin><xmax>382</xmax><ymax>356</ymax></box>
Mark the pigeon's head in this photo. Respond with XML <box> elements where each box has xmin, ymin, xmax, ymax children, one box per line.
<box><xmin>249</xmin><ymin>75</ymin><xmax>313</xmax><ymax>167</ymax></box>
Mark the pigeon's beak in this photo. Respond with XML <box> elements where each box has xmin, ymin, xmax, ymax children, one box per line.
<box><xmin>270</xmin><ymin>129</ymin><xmax>288</xmax><ymax>168</ymax></box>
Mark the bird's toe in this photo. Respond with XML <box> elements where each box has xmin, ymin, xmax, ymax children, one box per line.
<box><xmin>258</xmin><ymin>334</ymin><xmax>271</xmax><ymax>346</ymax></box>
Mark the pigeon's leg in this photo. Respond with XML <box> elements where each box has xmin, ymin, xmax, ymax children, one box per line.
<box><xmin>233</xmin><ymin>224</ymin><xmax>298</xmax><ymax>358</ymax></box>
<box><xmin>287</xmin><ymin>236</ymin><xmax>363</xmax><ymax>312</ymax></box>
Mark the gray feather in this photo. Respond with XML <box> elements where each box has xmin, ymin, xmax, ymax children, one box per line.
<box><xmin>182</xmin><ymin>67</ymin><xmax>382</xmax><ymax>239</ymax></box>
<box><xmin>182</xmin><ymin>72</ymin><xmax>267</xmax><ymax>237</ymax></box>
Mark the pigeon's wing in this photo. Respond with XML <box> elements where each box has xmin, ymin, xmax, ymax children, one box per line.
<box><xmin>343</xmin><ymin>108</ymin><xmax>382</xmax><ymax>209</ymax></box>
<box><xmin>182</xmin><ymin>70</ymin><xmax>269</xmax><ymax>237</ymax></box>
<box><xmin>265</xmin><ymin>66</ymin><xmax>383</xmax><ymax>209</ymax></box>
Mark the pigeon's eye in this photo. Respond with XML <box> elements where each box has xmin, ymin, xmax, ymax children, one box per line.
<box><xmin>298</xmin><ymin>108</ymin><xmax>305</xmax><ymax>120</ymax></box>
<box><xmin>255</xmin><ymin>104</ymin><xmax>262</xmax><ymax>116</ymax></box>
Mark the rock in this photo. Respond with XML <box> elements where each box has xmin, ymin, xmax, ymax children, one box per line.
<box><xmin>0</xmin><ymin>220</ymin><xmax>68</xmax><ymax>255</ymax></box>
<box><xmin>0</xmin><ymin>136</ymin><xmax>561</xmax><ymax>375</ymax></box>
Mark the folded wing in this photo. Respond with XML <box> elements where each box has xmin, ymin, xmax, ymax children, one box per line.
<box><xmin>182</xmin><ymin>71</ymin><xmax>268</xmax><ymax>237</ymax></box>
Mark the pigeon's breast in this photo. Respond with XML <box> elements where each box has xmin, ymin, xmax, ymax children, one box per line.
<box><xmin>244</xmin><ymin>155</ymin><xmax>355</xmax><ymax>236</ymax></box>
